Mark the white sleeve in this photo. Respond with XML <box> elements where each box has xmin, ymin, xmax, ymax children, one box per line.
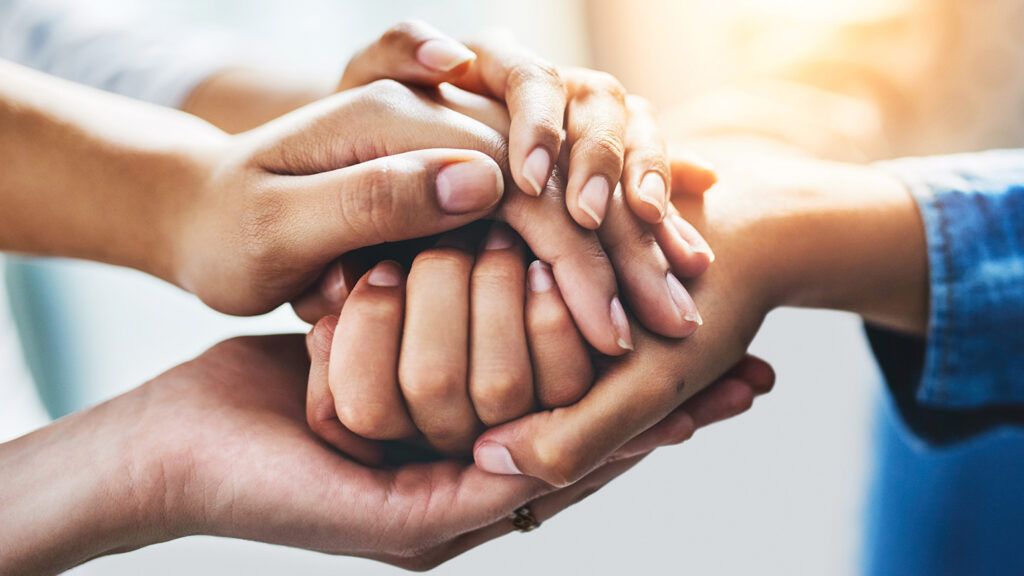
<box><xmin>0</xmin><ymin>0</ymin><xmax>239</xmax><ymax>109</ymax></box>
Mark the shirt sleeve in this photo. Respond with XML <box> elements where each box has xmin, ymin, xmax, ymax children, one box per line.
<box><xmin>869</xmin><ymin>149</ymin><xmax>1024</xmax><ymax>444</ymax></box>
<box><xmin>0</xmin><ymin>0</ymin><xmax>240</xmax><ymax>109</ymax></box>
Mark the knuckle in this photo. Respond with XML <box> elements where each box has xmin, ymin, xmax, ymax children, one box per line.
<box><xmin>239</xmin><ymin>186</ymin><xmax>290</xmax><ymax>274</ymax></box>
<box><xmin>336</xmin><ymin>401</ymin><xmax>392</xmax><ymax>439</ymax></box>
<box><xmin>532</xmin><ymin>436</ymin><xmax>584</xmax><ymax>487</ymax></box>
<box><xmin>400</xmin><ymin>363</ymin><xmax>464</xmax><ymax>400</ymax></box>
<box><xmin>508</xmin><ymin>59</ymin><xmax>563</xmax><ymax>94</ymax></box>
<box><xmin>539</xmin><ymin>379</ymin><xmax>588</xmax><ymax>408</ymax></box>
<box><xmin>472</xmin><ymin>371</ymin><xmax>530</xmax><ymax>410</ymax></box>
<box><xmin>339</xmin><ymin>161</ymin><xmax>401</xmax><ymax>241</ymax></box>
<box><xmin>360</xmin><ymin>78</ymin><xmax>416</xmax><ymax>109</ymax></box>
<box><xmin>578</xmin><ymin>129</ymin><xmax>626</xmax><ymax>165</ymax></box>
<box><xmin>380</xmin><ymin>19</ymin><xmax>425</xmax><ymax>46</ymax></box>
<box><xmin>529</xmin><ymin>300</ymin><xmax>575</xmax><ymax>336</ymax></box>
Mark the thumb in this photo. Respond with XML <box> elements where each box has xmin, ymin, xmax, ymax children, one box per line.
<box><xmin>279</xmin><ymin>148</ymin><xmax>504</xmax><ymax>262</ymax></box>
<box><xmin>340</xmin><ymin>20</ymin><xmax>476</xmax><ymax>90</ymax></box>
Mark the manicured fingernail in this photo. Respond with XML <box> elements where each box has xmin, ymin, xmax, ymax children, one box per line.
<box><xmin>609</xmin><ymin>296</ymin><xmax>634</xmax><ymax>351</ymax></box>
<box><xmin>666</xmin><ymin>272</ymin><xmax>702</xmax><ymax>329</ymax></box>
<box><xmin>436</xmin><ymin>160</ymin><xmax>503</xmax><ymax>214</ymax></box>
<box><xmin>638</xmin><ymin>172</ymin><xmax>667</xmax><ymax>221</ymax></box>
<box><xmin>579</xmin><ymin>176</ymin><xmax>610</xmax><ymax>227</ymax></box>
<box><xmin>416</xmin><ymin>39</ymin><xmax>476</xmax><ymax>72</ymax></box>
<box><xmin>475</xmin><ymin>441</ymin><xmax>522</xmax><ymax>475</ymax></box>
<box><xmin>484</xmin><ymin>224</ymin><xmax>515</xmax><ymax>250</ymax></box>
<box><xmin>522</xmin><ymin>147</ymin><xmax>551</xmax><ymax>196</ymax></box>
<box><xmin>528</xmin><ymin>260</ymin><xmax>555</xmax><ymax>292</ymax></box>
<box><xmin>672</xmin><ymin>214</ymin><xmax>715</xmax><ymax>262</ymax></box>
<box><xmin>367</xmin><ymin>260</ymin><xmax>403</xmax><ymax>287</ymax></box>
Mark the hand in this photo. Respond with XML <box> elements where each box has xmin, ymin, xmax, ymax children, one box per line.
<box><xmin>287</xmin><ymin>83</ymin><xmax>713</xmax><ymax>356</ymax></box>
<box><xmin>470</xmin><ymin>151</ymin><xmax>924</xmax><ymax>486</ymax></box>
<box><xmin>308</xmin><ymin>223</ymin><xmax>774</xmax><ymax>458</ymax></box>
<box><xmin>0</xmin><ymin>334</ymin><xmax>665</xmax><ymax>574</ymax></box>
<box><xmin>338</xmin><ymin>20</ymin><xmax>719</xmax><ymax>227</ymax></box>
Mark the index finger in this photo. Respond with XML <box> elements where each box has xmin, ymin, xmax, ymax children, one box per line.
<box><xmin>453</xmin><ymin>32</ymin><xmax>567</xmax><ymax>198</ymax></box>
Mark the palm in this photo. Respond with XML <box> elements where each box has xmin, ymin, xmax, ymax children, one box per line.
<box><xmin>136</xmin><ymin>334</ymin><xmax>542</xmax><ymax>559</ymax></box>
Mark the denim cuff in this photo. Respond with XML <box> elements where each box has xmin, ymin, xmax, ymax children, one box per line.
<box><xmin>868</xmin><ymin>151</ymin><xmax>1024</xmax><ymax>436</ymax></box>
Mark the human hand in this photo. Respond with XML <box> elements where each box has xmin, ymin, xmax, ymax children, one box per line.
<box><xmin>469</xmin><ymin>151</ymin><xmax>922</xmax><ymax>486</ymax></box>
<box><xmin>307</xmin><ymin>221</ymin><xmax>774</xmax><ymax>457</ymax></box>
<box><xmin>286</xmin><ymin>82</ymin><xmax>715</xmax><ymax>358</ymax></box>
<box><xmin>0</xmin><ymin>334</ymin><xmax>672</xmax><ymax>574</ymax></box>
<box><xmin>338</xmin><ymin>20</ymin><xmax>718</xmax><ymax>227</ymax></box>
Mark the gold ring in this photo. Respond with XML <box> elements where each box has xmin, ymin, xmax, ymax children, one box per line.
<box><xmin>509</xmin><ymin>505</ymin><xmax>540</xmax><ymax>532</ymax></box>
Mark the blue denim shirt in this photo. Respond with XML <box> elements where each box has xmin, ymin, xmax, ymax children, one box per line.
<box><xmin>870</xmin><ymin>150</ymin><xmax>1024</xmax><ymax>443</ymax></box>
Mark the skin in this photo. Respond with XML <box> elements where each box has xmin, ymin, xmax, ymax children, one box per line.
<box><xmin>0</xmin><ymin>327</ymin><xmax>774</xmax><ymax>575</ymax></box>
<box><xmin>473</xmin><ymin>148</ymin><xmax>930</xmax><ymax>486</ymax></box>
<box><xmin>0</xmin><ymin>55</ymin><xmax>707</xmax><ymax>357</ymax></box>
<box><xmin>184</xmin><ymin>20</ymin><xmax>708</xmax><ymax>228</ymax></box>
<box><xmin>313</xmin><ymin>221</ymin><xmax>774</xmax><ymax>458</ymax></box>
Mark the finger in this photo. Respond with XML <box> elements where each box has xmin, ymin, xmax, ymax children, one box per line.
<box><xmin>339</xmin><ymin>20</ymin><xmax>476</xmax><ymax>90</ymax></box>
<box><xmin>598</xmin><ymin>192</ymin><xmax>702</xmax><ymax>338</ymax></box>
<box><xmin>305</xmin><ymin>315</ymin><xmax>384</xmax><ymax>466</ymax></box>
<box><xmin>525</xmin><ymin>260</ymin><xmax>592</xmax><ymax>407</ymax></box>
<box><xmin>562</xmin><ymin>67</ymin><xmax>627</xmax><ymax>229</ymax></box>
<box><xmin>669</xmin><ymin>150</ymin><xmax>718</xmax><ymax>197</ymax></box>
<box><xmin>611</xmin><ymin>354</ymin><xmax>775</xmax><ymax>461</ymax></box>
<box><xmin>495</xmin><ymin>174</ymin><xmax>633</xmax><ymax>356</ymax></box>
<box><xmin>291</xmin><ymin>253</ymin><xmax>379</xmax><ymax>324</ymax></box>
<box><xmin>622</xmin><ymin>95</ymin><xmax>670</xmax><ymax>223</ymax></box>
<box><xmin>329</xmin><ymin>261</ymin><xmax>417</xmax><ymax>440</ymax></box>
<box><xmin>450</xmin><ymin>33</ymin><xmax>566</xmax><ymax>198</ymax></box>
<box><xmin>468</xmin><ymin>224</ymin><xmax>534</xmax><ymax>425</ymax></box>
<box><xmin>473</xmin><ymin>322</ymin><xmax>745</xmax><ymax>487</ymax></box>
<box><xmin>278</xmin><ymin>148</ymin><xmax>504</xmax><ymax>261</ymax></box>
<box><xmin>407</xmin><ymin>454</ymin><xmax>649</xmax><ymax>569</ymax></box>
<box><xmin>399</xmin><ymin>236</ymin><xmax>480</xmax><ymax>455</ymax></box>
<box><xmin>655</xmin><ymin>205</ymin><xmax>715</xmax><ymax>277</ymax></box>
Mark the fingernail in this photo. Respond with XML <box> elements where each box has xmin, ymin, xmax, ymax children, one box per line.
<box><xmin>638</xmin><ymin>172</ymin><xmax>667</xmax><ymax>221</ymax></box>
<box><xmin>522</xmin><ymin>147</ymin><xmax>551</xmax><ymax>196</ymax></box>
<box><xmin>666</xmin><ymin>272</ymin><xmax>702</xmax><ymax>328</ymax></box>
<box><xmin>324</xmin><ymin>260</ymin><xmax>350</xmax><ymax>305</ymax></box>
<box><xmin>484</xmin><ymin>224</ymin><xmax>515</xmax><ymax>250</ymax></box>
<box><xmin>672</xmin><ymin>214</ymin><xmax>715</xmax><ymax>262</ymax></box>
<box><xmin>528</xmin><ymin>260</ymin><xmax>555</xmax><ymax>292</ymax></box>
<box><xmin>579</xmin><ymin>176</ymin><xmax>610</xmax><ymax>227</ymax></box>
<box><xmin>475</xmin><ymin>441</ymin><xmax>522</xmax><ymax>475</ymax></box>
<box><xmin>609</xmin><ymin>296</ymin><xmax>634</xmax><ymax>351</ymax></box>
<box><xmin>367</xmin><ymin>261</ymin><xmax>403</xmax><ymax>287</ymax></box>
<box><xmin>436</xmin><ymin>160</ymin><xmax>503</xmax><ymax>214</ymax></box>
<box><xmin>416</xmin><ymin>39</ymin><xmax>476</xmax><ymax>72</ymax></box>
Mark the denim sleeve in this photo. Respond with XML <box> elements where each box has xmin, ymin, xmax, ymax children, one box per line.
<box><xmin>869</xmin><ymin>150</ymin><xmax>1024</xmax><ymax>444</ymax></box>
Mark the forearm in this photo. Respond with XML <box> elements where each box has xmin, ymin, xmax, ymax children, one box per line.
<box><xmin>684</xmin><ymin>150</ymin><xmax>929</xmax><ymax>335</ymax></box>
<box><xmin>0</xmin><ymin>398</ymin><xmax>164</xmax><ymax>575</ymax></box>
<box><xmin>0</xmin><ymin>59</ymin><xmax>226</xmax><ymax>279</ymax></box>
<box><xmin>181</xmin><ymin>68</ymin><xmax>332</xmax><ymax>133</ymax></box>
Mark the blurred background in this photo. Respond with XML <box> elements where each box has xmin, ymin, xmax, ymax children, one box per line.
<box><xmin>3</xmin><ymin>0</ymin><xmax>1023</xmax><ymax>574</ymax></box>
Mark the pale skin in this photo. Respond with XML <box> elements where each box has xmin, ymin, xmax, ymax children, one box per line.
<box><xmin>472</xmin><ymin>146</ymin><xmax>929</xmax><ymax>484</ymax></box>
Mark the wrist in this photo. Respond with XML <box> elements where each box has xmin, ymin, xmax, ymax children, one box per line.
<box><xmin>756</xmin><ymin>158</ymin><xmax>929</xmax><ymax>332</ymax></box>
<box><xmin>0</xmin><ymin>390</ymin><xmax>175</xmax><ymax>574</ymax></box>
